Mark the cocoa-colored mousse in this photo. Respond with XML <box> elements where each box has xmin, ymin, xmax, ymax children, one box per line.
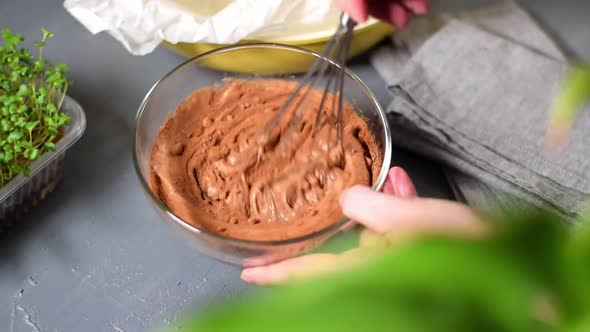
<box><xmin>150</xmin><ymin>79</ymin><xmax>382</xmax><ymax>242</ymax></box>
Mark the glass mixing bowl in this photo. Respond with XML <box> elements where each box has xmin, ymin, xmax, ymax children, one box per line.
<box><xmin>133</xmin><ymin>44</ymin><xmax>392</xmax><ymax>266</ymax></box>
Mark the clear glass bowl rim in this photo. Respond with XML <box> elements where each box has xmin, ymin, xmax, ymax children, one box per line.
<box><xmin>132</xmin><ymin>42</ymin><xmax>393</xmax><ymax>246</ymax></box>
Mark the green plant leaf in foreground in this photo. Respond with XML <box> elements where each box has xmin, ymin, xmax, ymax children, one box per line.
<box><xmin>547</xmin><ymin>63</ymin><xmax>590</xmax><ymax>148</ymax></box>
<box><xmin>174</xmin><ymin>212</ymin><xmax>590</xmax><ymax>332</ymax></box>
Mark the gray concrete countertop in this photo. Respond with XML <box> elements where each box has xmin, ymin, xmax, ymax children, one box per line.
<box><xmin>0</xmin><ymin>0</ymin><xmax>588</xmax><ymax>331</ymax></box>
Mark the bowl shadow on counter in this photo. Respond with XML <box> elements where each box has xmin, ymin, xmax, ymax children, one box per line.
<box><xmin>0</xmin><ymin>84</ymin><xmax>132</xmax><ymax>272</ymax></box>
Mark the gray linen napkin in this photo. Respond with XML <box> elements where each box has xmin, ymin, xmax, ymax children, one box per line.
<box><xmin>370</xmin><ymin>0</ymin><xmax>590</xmax><ymax>219</ymax></box>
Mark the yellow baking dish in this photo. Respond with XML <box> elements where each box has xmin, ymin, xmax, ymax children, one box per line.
<box><xmin>163</xmin><ymin>20</ymin><xmax>393</xmax><ymax>75</ymax></box>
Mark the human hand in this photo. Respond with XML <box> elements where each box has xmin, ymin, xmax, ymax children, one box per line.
<box><xmin>241</xmin><ymin>167</ymin><xmax>485</xmax><ymax>285</ymax></box>
<box><xmin>334</xmin><ymin>0</ymin><xmax>429</xmax><ymax>28</ymax></box>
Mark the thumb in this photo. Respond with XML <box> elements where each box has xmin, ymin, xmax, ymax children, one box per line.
<box><xmin>339</xmin><ymin>186</ymin><xmax>484</xmax><ymax>236</ymax></box>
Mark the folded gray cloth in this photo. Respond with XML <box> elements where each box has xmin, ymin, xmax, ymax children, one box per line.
<box><xmin>370</xmin><ymin>0</ymin><xmax>590</xmax><ymax>220</ymax></box>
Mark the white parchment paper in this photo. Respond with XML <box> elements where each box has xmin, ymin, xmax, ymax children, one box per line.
<box><xmin>64</xmin><ymin>0</ymin><xmax>338</xmax><ymax>55</ymax></box>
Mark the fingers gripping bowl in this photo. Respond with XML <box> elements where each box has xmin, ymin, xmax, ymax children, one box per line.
<box><xmin>133</xmin><ymin>44</ymin><xmax>392</xmax><ymax>266</ymax></box>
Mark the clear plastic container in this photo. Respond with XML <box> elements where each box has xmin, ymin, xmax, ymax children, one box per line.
<box><xmin>133</xmin><ymin>44</ymin><xmax>392</xmax><ymax>266</ymax></box>
<box><xmin>0</xmin><ymin>96</ymin><xmax>86</xmax><ymax>222</ymax></box>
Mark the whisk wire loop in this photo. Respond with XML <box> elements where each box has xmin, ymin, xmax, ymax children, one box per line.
<box><xmin>258</xmin><ymin>13</ymin><xmax>357</xmax><ymax>164</ymax></box>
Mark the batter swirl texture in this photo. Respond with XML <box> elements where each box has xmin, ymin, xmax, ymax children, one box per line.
<box><xmin>150</xmin><ymin>80</ymin><xmax>382</xmax><ymax>241</ymax></box>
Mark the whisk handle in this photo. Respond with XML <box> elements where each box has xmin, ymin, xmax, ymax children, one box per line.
<box><xmin>340</xmin><ymin>12</ymin><xmax>358</xmax><ymax>31</ymax></box>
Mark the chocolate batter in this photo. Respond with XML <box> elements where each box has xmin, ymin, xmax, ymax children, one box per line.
<box><xmin>150</xmin><ymin>79</ymin><xmax>382</xmax><ymax>242</ymax></box>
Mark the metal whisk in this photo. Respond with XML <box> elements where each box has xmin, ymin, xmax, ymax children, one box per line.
<box><xmin>257</xmin><ymin>12</ymin><xmax>357</xmax><ymax>165</ymax></box>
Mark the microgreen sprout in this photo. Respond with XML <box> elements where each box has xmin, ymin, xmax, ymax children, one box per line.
<box><xmin>0</xmin><ymin>28</ymin><xmax>71</xmax><ymax>187</ymax></box>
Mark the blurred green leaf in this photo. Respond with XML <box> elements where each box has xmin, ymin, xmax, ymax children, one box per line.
<box><xmin>172</xmin><ymin>211</ymin><xmax>590</xmax><ymax>332</ymax></box>
<box><xmin>548</xmin><ymin>64</ymin><xmax>590</xmax><ymax>143</ymax></box>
